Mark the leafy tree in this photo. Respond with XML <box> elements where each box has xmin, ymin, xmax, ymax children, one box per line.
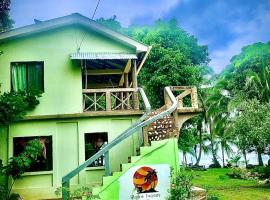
<box><xmin>0</xmin><ymin>0</ymin><xmax>14</xmax><ymax>32</ymax></box>
<box><xmin>129</xmin><ymin>20</ymin><xmax>211</xmax><ymax>108</ymax></box>
<box><xmin>96</xmin><ymin>15</ymin><xmax>121</xmax><ymax>32</ymax></box>
<box><xmin>228</xmin><ymin>100</ymin><xmax>270</xmax><ymax>166</ymax></box>
<box><xmin>0</xmin><ymin>139</ymin><xmax>42</xmax><ymax>200</ymax></box>
<box><xmin>178</xmin><ymin>122</ymin><xmax>197</xmax><ymax>166</ymax></box>
<box><xmin>96</xmin><ymin>16</ymin><xmax>211</xmax><ymax>108</ymax></box>
<box><xmin>219</xmin><ymin>42</ymin><xmax>270</xmax><ymax>100</ymax></box>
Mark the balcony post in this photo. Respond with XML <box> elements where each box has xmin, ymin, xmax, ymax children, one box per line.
<box><xmin>132</xmin><ymin>59</ymin><xmax>139</xmax><ymax>110</ymax></box>
<box><xmin>124</xmin><ymin>73</ymin><xmax>130</xmax><ymax>109</ymax></box>
<box><xmin>106</xmin><ymin>91</ymin><xmax>111</xmax><ymax>111</ymax></box>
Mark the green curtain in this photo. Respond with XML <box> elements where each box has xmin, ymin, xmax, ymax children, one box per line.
<box><xmin>11</xmin><ymin>62</ymin><xmax>43</xmax><ymax>92</ymax></box>
<box><xmin>28</xmin><ymin>63</ymin><xmax>43</xmax><ymax>91</ymax></box>
<box><xmin>11</xmin><ymin>63</ymin><xmax>27</xmax><ymax>92</ymax></box>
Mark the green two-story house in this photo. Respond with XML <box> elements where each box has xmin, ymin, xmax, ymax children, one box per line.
<box><xmin>0</xmin><ymin>13</ymin><xmax>200</xmax><ymax>200</ymax></box>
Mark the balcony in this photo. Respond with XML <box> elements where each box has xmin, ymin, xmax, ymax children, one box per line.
<box><xmin>82</xmin><ymin>88</ymin><xmax>143</xmax><ymax>115</ymax></box>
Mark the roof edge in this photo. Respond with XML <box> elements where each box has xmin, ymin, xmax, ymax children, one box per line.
<box><xmin>0</xmin><ymin>13</ymin><xmax>149</xmax><ymax>53</ymax></box>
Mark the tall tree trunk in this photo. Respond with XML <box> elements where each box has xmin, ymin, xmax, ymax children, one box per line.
<box><xmin>183</xmin><ymin>152</ymin><xmax>186</xmax><ymax>167</ymax></box>
<box><xmin>209</xmin><ymin>121</ymin><xmax>219</xmax><ymax>166</ymax></box>
<box><xmin>221</xmin><ymin>144</ymin><xmax>225</xmax><ymax>167</ymax></box>
<box><xmin>195</xmin><ymin>126</ymin><xmax>203</xmax><ymax>166</ymax></box>
<box><xmin>257</xmin><ymin>149</ymin><xmax>264</xmax><ymax>166</ymax></box>
<box><xmin>243</xmin><ymin>149</ymin><xmax>248</xmax><ymax>167</ymax></box>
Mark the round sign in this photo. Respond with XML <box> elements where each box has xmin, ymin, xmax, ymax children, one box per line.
<box><xmin>133</xmin><ymin>166</ymin><xmax>158</xmax><ymax>193</ymax></box>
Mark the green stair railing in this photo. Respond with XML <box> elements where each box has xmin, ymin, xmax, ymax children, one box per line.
<box><xmin>62</xmin><ymin>87</ymin><xmax>177</xmax><ymax>200</ymax></box>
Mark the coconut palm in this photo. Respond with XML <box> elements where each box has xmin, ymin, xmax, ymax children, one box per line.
<box><xmin>245</xmin><ymin>66</ymin><xmax>270</xmax><ymax>103</ymax></box>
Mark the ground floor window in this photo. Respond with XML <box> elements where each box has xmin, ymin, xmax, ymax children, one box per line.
<box><xmin>85</xmin><ymin>132</ymin><xmax>108</xmax><ymax>167</ymax></box>
<box><xmin>13</xmin><ymin>136</ymin><xmax>53</xmax><ymax>172</ymax></box>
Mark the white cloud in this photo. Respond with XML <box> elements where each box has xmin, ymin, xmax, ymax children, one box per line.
<box><xmin>210</xmin><ymin>3</ymin><xmax>270</xmax><ymax>72</ymax></box>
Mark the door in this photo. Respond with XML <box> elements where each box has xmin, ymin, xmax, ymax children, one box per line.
<box><xmin>56</xmin><ymin>122</ymin><xmax>79</xmax><ymax>185</ymax></box>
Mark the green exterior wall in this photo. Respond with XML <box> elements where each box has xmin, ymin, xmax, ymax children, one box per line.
<box><xmin>9</xmin><ymin>116</ymin><xmax>141</xmax><ymax>199</ymax></box>
<box><xmin>0</xmin><ymin>25</ymin><xmax>135</xmax><ymax>116</ymax></box>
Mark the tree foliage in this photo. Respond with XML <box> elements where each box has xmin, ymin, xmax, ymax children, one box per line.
<box><xmin>228</xmin><ymin>100</ymin><xmax>270</xmax><ymax>165</ymax></box>
<box><xmin>0</xmin><ymin>0</ymin><xmax>13</xmax><ymax>32</ymax></box>
<box><xmin>96</xmin><ymin>17</ymin><xmax>211</xmax><ymax>108</ymax></box>
<box><xmin>129</xmin><ymin>20</ymin><xmax>211</xmax><ymax>107</ymax></box>
<box><xmin>0</xmin><ymin>139</ymin><xmax>42</xmax><ymax>200</ymax></box>
<box><xmin>0</xmin><ymin>90</ymin><xmax>41</xmax><ymax>125</ymax></box>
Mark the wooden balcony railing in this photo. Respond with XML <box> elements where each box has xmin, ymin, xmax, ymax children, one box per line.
<box><xmin>82</xmin><ymin>88</ymin><xmax>139</xmax><ymax>112</ymax></box>
<box><xmin>171</xmin><ymin>86</ymin><xmax>199</xmax><ymax>109</ymax></box>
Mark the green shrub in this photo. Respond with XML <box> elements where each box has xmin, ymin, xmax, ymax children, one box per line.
<box><xmin>208</xmin><ymin>195</ymin><xmax>220</xmax><ymax>200</ymax></box>
<box><xmin>227</xmin><ymin>167</ymin><xmax>249</xmax><ymax>179</ymax></box>
<box><xmin>0</xmin><ymin>139</ymin><xmax>42</xmax><ymax>200</ymax></box>
<box><xmin>168</xmin><ymin>168</ymin><xmax>193</xmax><ymax>200</ymax></box>
<box><xmin>251</xmin><ymin>166</ymin><xmax>270</xmax><ymax>178</ymax></box>
<box><xmin>55</xmin><ymin>186</ymin><xmax>100</xmax><ymax>200</ymax></box>
<box><xmin>0</xmin><ymin>89</ymin><xmax>41</xmax><ymax>125</ymax></box>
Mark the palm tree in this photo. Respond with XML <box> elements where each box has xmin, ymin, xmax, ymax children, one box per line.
<box><xmin>246</xmin><ymin>66</ymin><xmax>270</xmax><ymax>103</ymax></box>
<box><xmin>206</xmin><ymin>78</ymin><xmax>231</xmax><ymax>167</ymax></box>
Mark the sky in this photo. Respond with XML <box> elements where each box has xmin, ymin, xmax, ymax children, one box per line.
<box><xmin>10</xmin><ymin>0</ymin><xmax>270</xmax><ymax>73</ymax></box>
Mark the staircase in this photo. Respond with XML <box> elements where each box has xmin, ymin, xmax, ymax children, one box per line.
<box><xmin>61</xmin><ymin>86</ymin><xmax>201</xmax><ymax>200</ymax></box>
<box><xmin>92</xmin><ymin>139</ymin><xmax>179</xmax><ymax>199</ymax></box>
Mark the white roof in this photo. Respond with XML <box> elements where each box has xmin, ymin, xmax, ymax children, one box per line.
<box><xmin>0</xmin><ymin>13</ymin><xmax>149</xmax><ymax>53</ymax></box>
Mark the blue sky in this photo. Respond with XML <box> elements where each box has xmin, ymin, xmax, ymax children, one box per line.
<box><xmin>11</xmin><ymin>0</ymin><xmax>270</xmax><ymax>73</ymax></box>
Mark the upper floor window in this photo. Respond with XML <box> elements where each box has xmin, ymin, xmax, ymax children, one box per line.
<box><xmin>11</xmin><ymin>61</ymin><xmax>44</xmax><ymax>92</ymax></box>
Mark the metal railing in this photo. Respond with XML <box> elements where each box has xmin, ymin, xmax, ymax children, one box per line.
<box><xmin>62</xmin><ymin>87</ymin><xmax>177</xmax><ymax>199</ymax></box>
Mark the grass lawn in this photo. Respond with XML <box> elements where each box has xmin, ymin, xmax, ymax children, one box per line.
<box><xmin>191</xmin><ymin>168</ymin><xmax>270</xmax><ymax>200</ymax></box>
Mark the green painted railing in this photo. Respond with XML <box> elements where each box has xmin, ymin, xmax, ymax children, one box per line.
<box><xmin>61</xmin><ymin>87</ymin><xmax>177</xmax><ymax>199</ymax></box>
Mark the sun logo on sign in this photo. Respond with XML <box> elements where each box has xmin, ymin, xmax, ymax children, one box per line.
<box><xmin>133</xmin><ymin>166</ymin><xmax>158</xmax><ymax>193</ymax></box>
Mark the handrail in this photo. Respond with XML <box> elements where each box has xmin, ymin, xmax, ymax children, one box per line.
<box><xmin>62</xmin><ymin>87</ymin><xmax>177</xmax><ymax>199</ymax></box>
<box><xmin>83</xmin><ymin>88</ymin><xmax>136</xmax><ymax>93</ymax></box>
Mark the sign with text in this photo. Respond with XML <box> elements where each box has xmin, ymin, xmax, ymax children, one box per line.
<box><xmin>119</xmin><ymin>164</ymin><xmax>170</xmax><ymax>200</ymax></box>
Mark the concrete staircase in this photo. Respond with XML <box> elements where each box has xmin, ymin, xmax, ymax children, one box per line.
<box><xmin>92</xmin><ymin>138</ymin><xmax>179</xmax><ymax>200</ymax></box>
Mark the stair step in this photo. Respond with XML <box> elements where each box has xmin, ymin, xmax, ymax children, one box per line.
<box><xmin>92</xmin><ymin>186</ymin><xmax>102</xmax><ymax>195</ymax></box>
<box><xmin>102</xmin><ymin>175</ymin><xmax>115</xmax><ymax>186</ymax></box>
<box><xmin>131</xmin><ymin>156</ymin><xmax>141</xmax><ymax>163</ymax></box>
<box><xmin>112</xmin><ymin>171</ymin><xmax>122</xmax><ymax>177</ymax></box>
<box><xmin>121</xmin><ymin>163</ymin><xmax>133</xmax><ymax>172</ymax></box>
<box><xmin>140</xmin><ymin>146</ymin><xmax>156</xmax><ymax>155</ymax></box>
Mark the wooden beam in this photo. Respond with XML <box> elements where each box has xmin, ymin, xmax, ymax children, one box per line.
<box><xmin>86</xmin><ymin>83</ymin><xmax>119</xmax><ymax>88</ymax></box>
<box><xmin>23</xmin><ymin>110</ymin><xmax>144</xmax><ymax>120</ymax></box>
<box><xmin>83</xmin><ymin>88</ymin><xmax>136</xmax><ymax>93</ymax></box>
<box><xmin>85</xmin><ymin>69</ymin><xmax>123</xmax><ymax>75</ymax></box>
<box><xmin>119</xmin><ymin>59</ymin><xmax>132</xmax><ymax>86</ymax></box>
<box><xmin>136</xmin><ymin>46</ymin><xmax>152</xmax><ymax>75</ymax></box>
<box><xmin>132</xmin><ymin>60</ymin><xmax>139</xmax><ymax>110</ymax></box>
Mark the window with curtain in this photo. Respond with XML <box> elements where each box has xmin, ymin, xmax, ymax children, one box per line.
<box><xmin>11</xmin><ymin>61</ymin><xmax>44</xmax><ymax>92</ymax></box>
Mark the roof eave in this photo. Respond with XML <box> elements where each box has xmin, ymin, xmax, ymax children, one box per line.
<box><xmin>0</xmin><ymin>14</ymin><xmax>149</xmax><ymax>53</ymax></box>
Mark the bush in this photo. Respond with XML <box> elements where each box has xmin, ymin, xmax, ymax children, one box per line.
<box><xmin>168</xmin><ymin>168</ymin><xmax>193</xmax><ymax>200</ymax></box>
<box><xmin>227</xmin><ymin>167</ymin><xmax>250</xmax><ymax>179</ymax></box>
<box><xmin>0</xmin><ymin>139</ymin><xmax>42</xmax><ymax>200</ymax></box>
<box><xmin>55</xmin><ymin>186</ymin><xmax>100</xmax><ymax>200</ymax></box>
<box><xmin>0</xmin><ymin>89</ymin><xmax>41</xmax><ymax>125</ymax></box>
<box><xmin>251</xmin><ymin>166</ymin><xmax>270</xmax><ymax>178</ymax></box>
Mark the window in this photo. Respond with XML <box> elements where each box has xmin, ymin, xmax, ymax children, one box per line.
<box><xmin>85</xmin><ymin>132</ymin><xmax>108</xmax><ymax>167</ymax></box>
<box><xmin>13</xmin><ymin>136</ymin><xmax>53</xmax><ymax>172</ymax></box>
<box><xmin>11</xmin><ymin>61</ymin><xmax>44</xmax><ymax>92</ymax></box>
